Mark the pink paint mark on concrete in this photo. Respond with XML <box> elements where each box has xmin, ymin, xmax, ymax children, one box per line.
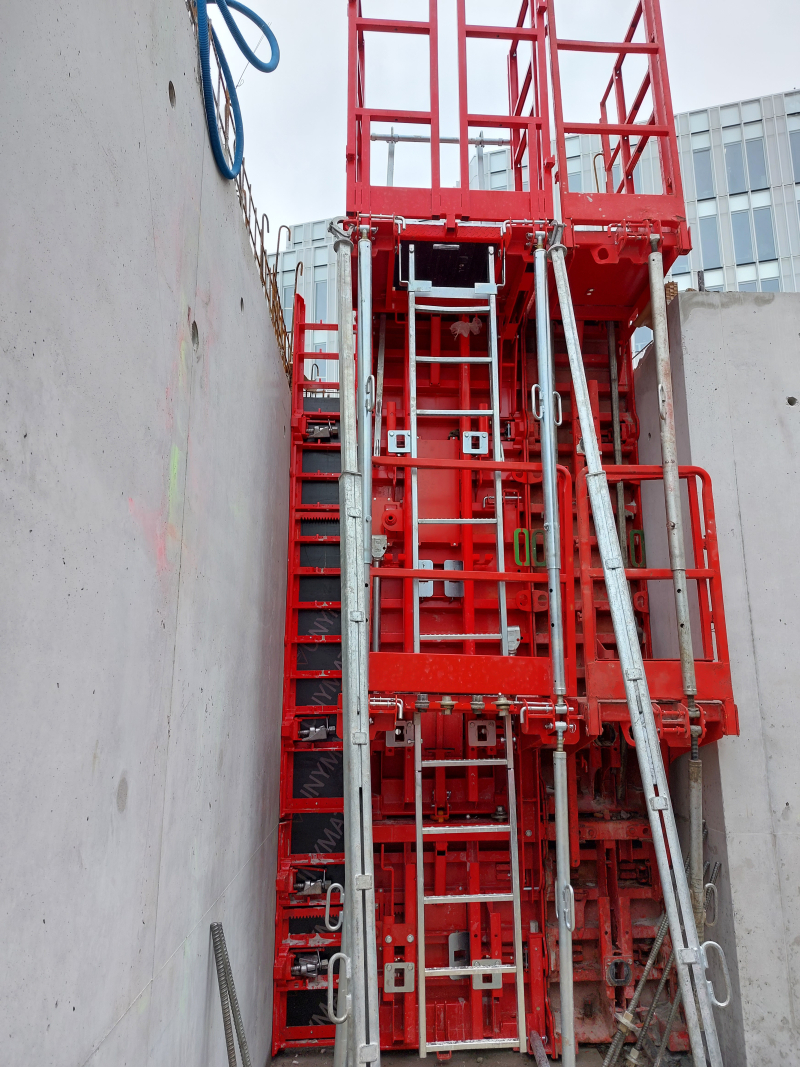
<box><xmin>128</xmin><ymin>497</ymin><xmax>171</xmax><ymax>574</ymax></box>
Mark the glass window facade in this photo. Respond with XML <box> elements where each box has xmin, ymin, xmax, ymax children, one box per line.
<box><xmin>314</xmin><ymin>264</ymin><xmax>328</xmax><ymax>323</ymax></box>
<box><xmin>789</xmin><ymin>117</ymin><xmax>800</xmax><ymax>182</ymax></box>
<box><xmin>692</xmin><ymin>132</ymin><xmax>714</xmax><ymax>198</ymax></box>
<box><xmin>725</xmin><ymin>140</ymin><xmax>747</xmax><ymax>194</ymax></box>
<box><xmin>699</xmin><ymin>214</ymin><xmax>722</xmax><ymax>269</ymax></box>
<box><xmin>753</xmin><ymin>206</ymin><xmax>776</xmax><ymax>261</ymax></box>
<box><xmin>689</xmin><ymin>111</ymin><xmax>710</xmax><ymax>133</ymax></box>
<box><xmin>565</xmin><ymin>138</ymin><xmax>582</xmax><ymax>193</ymax></box>
<box><xmin>693</xmin><ymin>149</ymin><xmax>714</xmax><ymax>198</ymax></box>
<box><xmin>741</xmin><ymin>100</ymin><xmax>762</xmax><ymax>122</ymax></box>
<box><xmin>731</xmin><ymin>210</ymin><xmax>754</xmax><ymax>264</ymax></box>
<box><xmin>744</xmin><ymin>124</ymin><xmax>768</xmax><ymax>189</ymax></box>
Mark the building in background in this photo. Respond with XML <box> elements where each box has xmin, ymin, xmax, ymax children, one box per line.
<box><xmin>276</xmin><ymin>91</ymin><xmax>800</xmax><ymax>355</ymax></box>
<box><xmin>270</xmin><ymin>220</ymin><xmax>340</xmax><ymax>385</ymax></box>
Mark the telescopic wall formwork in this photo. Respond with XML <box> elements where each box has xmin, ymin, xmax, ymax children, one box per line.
<box><xmin>273</xmin><ymin>3</ymin><xmax>738</xmax><ymax>1063</ymax></box>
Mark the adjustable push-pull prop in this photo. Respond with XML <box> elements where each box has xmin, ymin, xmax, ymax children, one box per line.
<box><xmin>533</xmin><ymin>233</ymin><xmax>575</xmax><ymax>1066</ymax></box>
<box><xmin>329</xmin><ymin>222</ymin><xmax>381</xmax><ymax>1067</ymax></box>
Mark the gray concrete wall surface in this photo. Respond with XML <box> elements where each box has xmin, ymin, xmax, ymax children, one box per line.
<box><xmin>0</xmin><ymin>2</ymin><xmax>290</xmax><ymax>1064</ymax></box>
<box><xmin>635</xmin><ymin>292</ymin><xmax>800</xmax><ymax>1065</ymax></box>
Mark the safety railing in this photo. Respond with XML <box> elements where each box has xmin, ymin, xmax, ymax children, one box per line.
<box><xmin>576</xmin><ymin>465</ymin><xmax>730</xmax><ymax>668</ymax></box>
<box><xmin>187</xmin><ymin>2</ymin><xmax>292</xmax><ymax>380</ymax></box>
<box><xmin>291</xmin><ymin>296</ymin><xmax>340</xmax><ymax>405</ymax></box>
<box><xmin>346</xmin><ymin>0</ymin><xmax>552</xmax><ymax>223</ymax></box>
<box><xmin>546</xmin><ymin>0</ymin><xmax>687</xmax><ymax>235</ymax></box>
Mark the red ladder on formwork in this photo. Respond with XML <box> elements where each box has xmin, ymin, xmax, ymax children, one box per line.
<box><xmin>272</xmin><ymin>298</ymin><xmax>343</xmax><ymax>1048</ymax></box>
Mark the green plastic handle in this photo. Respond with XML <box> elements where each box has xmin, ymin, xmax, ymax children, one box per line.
<box><xmin>514</xmin><ymin>528</ymin><xmax>530</xmax><ymax>567</ymax></box>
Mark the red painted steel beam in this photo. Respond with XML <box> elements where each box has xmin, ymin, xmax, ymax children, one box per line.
<box><xmin>467</xmin><ymin>113</ymin><xmax>545</xmax><ymax>129</ymax></box>
<box><xmin>369</xmin><ymin>652</ymin><xmax>552</xmax><ymax>695</ymax></box>
<box><xmin>556</xmin><ymin>39</ymin><xmax>659</xmax><ymax>54</ymax></box>
<box><xmin>563</xmin><ymin>121</ymin><xmax>670</xmax><ymax>137</ymax></box>
<box><xmin>465</xmin><ymin>25</ymin><xmax>540</xmax><ymax>42</ymax></box>
<box><xmin>355</xmin><ymin>108</ymin><xmax>432</xmax><ymax>124</ymax></box>
<box><xmin>375</xmin><ymin>456</ymin><xmax>562</xmax><ymax>475</ymax></box>
<box><xmin>355</xmin><ymin>18</ymin><xmax>431</xmax><ymax>36</ymax></box>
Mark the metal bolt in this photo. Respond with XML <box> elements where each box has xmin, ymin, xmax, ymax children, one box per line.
<box><xmin>385</xmin><ymin>935</ymin><xmax>392</xmax><ymax>944</ymax></box>
<box><xmin>407</xmin><ymin>934</ymin><xmax>414</xmax><ymax>943</ymax></box>
<box><xmin>526</xmin><ymin>829</ymin><xmax>532</xmax><ymax>837</ymax></box>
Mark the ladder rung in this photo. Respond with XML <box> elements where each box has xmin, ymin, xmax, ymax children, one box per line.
<box><xmin>422</xmin><ymin>823</ymin><xmax>511</xmax><ymax>835</ymax></box>
<box><xmin>416</xmin><ymin>356</ymin><xmax>492</xmax><ymax>364</ymax></box>
<box><xmin>409</xmin><ymin>285</ymin><xmax>496</xmax><ymax>300</ymax></box>
<box><xmin>424</xmin><ymin>892</ymin><xmax>513</xmax><ymax>904</ymax></box>
<box><xmin>421</xmin><ymin>758</ymin><xmax>507</xmax><ymax>767</ymax></box>
<box><xmin>420</xmin><ymin>633</ymin><xmax>502</xmax><ymax>641</ymax></box>
<box><xmin>425</xmin><ymin>964</ymin><xmax>516</xmax><ymax>977</ymax></box>
<box><xmin>417</xmin><ymin>517</ymin><xmax>497</xmax><ymax>525</ymax></box>
<box><xmin>414</xmin><ymin>304</ymin><xmax>490</xmax><ymax>314</ymax></box>
<box><xmin>425</xmin><ymin>1039</ymin><xmax>521</xmax><ymax>1052</ymax></box>
<box><xmin>417</xmin><ymin>408</ymin><xmax>494</xmax><ymax>417</ymax></box>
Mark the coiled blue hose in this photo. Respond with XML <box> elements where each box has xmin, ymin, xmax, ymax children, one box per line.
<box><xmin>196</xmin><ymin>0</ymin><xmax>279</xmax><ymax>179</ymax></box>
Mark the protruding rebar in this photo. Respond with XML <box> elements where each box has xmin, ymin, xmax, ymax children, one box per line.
<box><xmin>211</xmin><ymin>922</ymin><xmax>252</xmax><ymax>1067</ymax></box>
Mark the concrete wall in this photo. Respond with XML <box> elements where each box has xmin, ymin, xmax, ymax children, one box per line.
<box><xmin>0</xmin><ymin>3</ymin><xmax>289</xmax><ymax>1065</ymax></box>
<box><xmin>635</xmin><ymin>292</ymin><xmax>800</xmax><ymax>1065</ymax></box>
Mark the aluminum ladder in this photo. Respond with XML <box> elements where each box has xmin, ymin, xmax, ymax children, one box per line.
<box><xmin>404</xmin><ymin>243</ymin><xmax>511</xmax><ymax>655</ymax></box>
<box><xmin>413</xmin><ymin>709</ymin><xmax>527</xmax><ymax>1055</ymax></box>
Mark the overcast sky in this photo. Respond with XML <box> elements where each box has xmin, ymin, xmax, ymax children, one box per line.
<box><xmin>209</xmin><ymin>0</ymin><xmax>799</xmax><ymax>249</ymax></box>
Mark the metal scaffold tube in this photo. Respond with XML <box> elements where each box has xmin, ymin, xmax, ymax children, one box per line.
<box><xmin>534</xmin><ymin>235</ymin><xmax>566</xmax><ymax>699</ymax></box>
<box><xmin>607</xmin><ymin>322</ymin><xmax>628</xmax><ymax>564</ymax></box>
<box><xmin>487</xmin><ymin>246</ymin><xmax>510</xmax><ymax>656</ymax></box>
<box><xmin>648</xmin><ymin>237</ymin><xmax>706</xmax><ymax>935</ymax></box>
<box><xmin>648</xmin><ymin>239</ymin><xmax>697</xmax><ymax>703</ymax></box>
<box><xmin>549</xmin><ymin>239</ymin><xmax>726</xmax><ymax>1067</ymax></box>
<box><xmin>553</xmin><ymin>723</ymin><xmax>575</xmax><ymax>1066</ymax></box>
<box><xmin>358</xmin><ymin>226</ymin><xmax>374</xmax><ymax>594</ymax></box>
<box><xmin>533</xmin><ymin>234</ymin><xmax>574</xmax><ymax>1065</ymax></box>
<box><xmin>329</xmin><ymin>222</ymin><xmax>381</xmax><ymax>1067</ymax></box>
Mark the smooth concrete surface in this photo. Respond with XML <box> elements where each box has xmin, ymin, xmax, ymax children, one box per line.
<box><xmin>635</xmin><ymin>292</ymin><xmax>800</xmax><ymax>1065</ymax></box>
<box><xmin>0</xmin><ymin>2</ymin><xmax>290</xmax><ymax>1065</ymax></box>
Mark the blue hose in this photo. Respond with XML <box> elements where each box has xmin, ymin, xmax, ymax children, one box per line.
<box><xmin>196</xmin><ymin>0</ymin><xmax>279</xmax><ymax>179</ymax></box>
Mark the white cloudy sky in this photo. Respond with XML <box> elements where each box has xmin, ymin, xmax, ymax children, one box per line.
<box><xmin>209</xmin><ymin>0</ymin><xmax>799</xmax><ymax>248</ymax></box>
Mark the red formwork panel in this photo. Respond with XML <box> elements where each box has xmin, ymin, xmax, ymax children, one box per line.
<box><xmin>273</xmin><ymin>0</ymin><xmax>736</xmax><ymax>1057</ymax></box>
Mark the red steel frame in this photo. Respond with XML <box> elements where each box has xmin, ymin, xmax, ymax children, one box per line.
<box><xmin>346</xmin><ymin>0</ymin><xmax>552</xmax><ymax>225</ymax></box>
<box><xmin>273</xmin><ymin>0</ymin><xmax>735</xmax><ymax>1057</ymax></box>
